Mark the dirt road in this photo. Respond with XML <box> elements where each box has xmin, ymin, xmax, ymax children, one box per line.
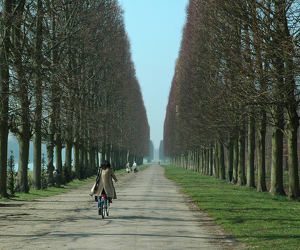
<box><xmin>0</xmin><ymin>165</ymin><xmax>246</xmax><ymax>250</ymax></box>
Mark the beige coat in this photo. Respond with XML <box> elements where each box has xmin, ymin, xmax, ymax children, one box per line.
<box><xmin>91</xmin><ymin>168</ymin><xmax>118</xmax><ymax>199</ymax></box>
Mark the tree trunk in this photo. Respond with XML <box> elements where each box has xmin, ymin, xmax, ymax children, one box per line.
<box><xmin>243</xmin><ymin>9</ymin><xmax>255</xmax><ymax>188</ymax></box>
<box><xmin>257</xmin><ymin>110</ymin><xmax>267</xmax><ymax>192</ymax></box>
<box><xmin>55</xmin><ymin>134</ymin><xmax>62</xmax><ymax>175</ymax></box>
<box><xmin>32</xmin><ymin>0</ymin><xmax>43</xmax><ymax>190</ymax></box>
<box><xmin>111</xmin><ymin>147</ymin><xmax>115</xmax><ymax>170</ymax></box>
<box><xmin>214</xmin><ymin>142</ymin><xmax>218</xmax><ymax>177</ymax></box>
<box><xmin>73</xmin><ymin>139</ymin><xmax>79</xmax><ymax>178</ymax></box>
<box><xmin>65</xmin><ymin>20</ymin><xmax>74</xmax><ymax>178</ymax></box>
<box><xmin>201</xmin><ymin>148</ymin><xmax>205</xmax><ymax>173</ymax></box>
<box><xmin>233</xmin><ymin>137</ymin><xmax>238</xmax><ymax>184</ymax></box>
<box><xmin>95</xmin><ymin>147</ymin><xmax>99</xmax><ymax>168</ymax></box>
<box><xmin>17</xmin><ymin>129</ymin><xmax>30</xmax><ymax>193</ymax></box>
<box><xmin>227</xmin><ymin>138</ymin><xmax>234</xmax><ymax>182</ymax></box>
<box><xmin>65</xmin><ymin>140</ymin><xmax>72</xmax><ymax>176</ymax></box>
<box><xmin>227</xmin><ymin>139</ymin><xmax>234</xmax><ymax>172</ymax></box>
<box><xmin>283</xmin><ymin>3</ymin><xmax>300</xmax><ymax>200</ymax></box>
<box><xmin>46</xmin><ymin>121</ymin><xmax>55</xmax><ymax>187</ymax></box>
<box><xmin>249</xmin><ymin>0</ymin><xmax>267</xmax><ymax>191</ymax></box>
<box><xmin>247</xmin><ymin>111</ymin><xmax>255</xmax><ymax>188</ymax></box>
<box><xmin>47</xmin><ymin>0</ymin><xmax>60</xmax><ymax>184</ymax></box>
<box><xmin>200</xmin><ymin>148</ymin><xmax>204</xmax><ymax>174</ymax></box>
<box><xmin>33</xmin><ymin>130</ymin><xmax>41</xmax><ymax>189</ymax></box>
<box><xmin>238</xmin><ymin>122</ymin><xmax>246</xmax><ymax>186</ymax></box>
<box><xmin>199</xmin><ymin>149</ymin><xmax>203</xmax><ymax>172</ymax></box>
<box><xmin>286</xmin><ymin>113</ymin><xmax>300</xmax><ymax>200</ymax></box>
<box><xmin>0</xmin><ymin>0</ymin><xmax>11</xmax><ymax>198</ymax></box>
<box><xmin>218</xmin><ymin>140</ymin><xmax>225</xmax><ymax>180</ymax></box>
<box><xmin>106</xmin><ymin>143</ymin><xmax>111</xmax><ymax>162</ymax></box>
<box><xmin>205</xmin><ymin>147</ymin><xmax>209</xmax><ymax>175</ymax></box>
<box><xmin>270</xmin><ymin>116</ymin><xmax>285</xmax><ymax>195</ymax></box>
<box><xmin>209</xmin><ymin>144</ymin><xmax>213</xmax><ymax>176</ymax></box>
<box><xmin>269</xmin><ymin>0</ymin><xmax>286</xmax><ymax>196</ymax></box>
<box><xmin>16</xmin><ymin>89</ymin><xmax>31</xmax><ymax>193</ymax></box>
<box><xmin>14</xmin><ymin>0</ymin><xmax>29</xmax><ymax>193</ymax></box>
<box><xmin>54</xmin><ymin>96</ymin><xmax>62</xmax><ymax>175</ymax></box>
<box><xmin>101</xmin><ymin>141</ymin><xmax>106</xmax><ymax>163</ymax></box>
<box><xmin>79</xmin><ymin>143</ymin><xmax>84</xmax><ymax>176</ymax></box>
<box><xmin>88</xmin><ymin>146</ymin><xmax>95</xmax><ymax>174</ymax></box>
<box><xmin>83</xmin><ymin>145</ymin><xmax>88</xmax><ymax>177</ymax></box>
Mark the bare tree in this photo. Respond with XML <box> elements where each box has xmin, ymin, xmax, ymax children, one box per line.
<box><xmin>0</xmin><ymin>0</ymin><xmax>12</xmax><ymax>198</ymax></box>
<box><xmin>32</xmin><ymin>0</ymin><xmax>43</xmax><ymax>190</ymax></box>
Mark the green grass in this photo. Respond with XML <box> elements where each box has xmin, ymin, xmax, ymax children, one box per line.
<box><xmin>163</xmin><ymin>165</ymin><xmax>300</xmax><ymax>250</ymax></box>
<box><xmin>2</xmin><ymin>177</ymin><xmax>96</xmax><ymax>201</ymax></box>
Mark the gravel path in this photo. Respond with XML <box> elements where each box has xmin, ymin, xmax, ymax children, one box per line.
<box><xmin>0</xmin><ymin>165</ymin><xmax>246</xmax><ymax>250</ymax></box>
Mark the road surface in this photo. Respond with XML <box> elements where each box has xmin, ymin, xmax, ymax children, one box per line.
<box><xmin>0</xmin><ymin>165</ymin><xmax>246</xmax><ymax>250</ymax></box>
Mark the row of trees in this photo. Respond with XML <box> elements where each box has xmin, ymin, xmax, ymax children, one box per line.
<box><xmin>164</xmin><ymin>0</ymin><xmax>300</xmax><ymax>200</ymax></box>
<box><xmin>159</xmin><ymin>140</ymin><xmax>169</xmax><ymax>163</ymax></box>
<box><xmin>145</xmin><ymin>140</ymin><xmax>154</xmax><ymax>163</ymax></box>
<box><xmin>0</xmin><ymin>0</ymin><xmax>150</xmax><ymax>197</ymax></box>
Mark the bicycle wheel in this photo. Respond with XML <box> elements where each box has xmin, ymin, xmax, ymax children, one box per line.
<box><xmin>98</xmin><ymin>197</ymin><xmax>101</xmax><ymax>215</ymax></box>
<box><xmin>106</xmin><ymin>199</ymin><xmax>109</xmax><ymax>216</ymax></box>
<box><xmin>101</xmin><ymin>200</ymin><xmax>105</xmax><ymax>219</ymax></box>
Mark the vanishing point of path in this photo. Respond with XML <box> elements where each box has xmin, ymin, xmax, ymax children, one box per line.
<box><xmin>0</xmin><ymin>165</ymin><xmax>246</xmax><ymax>250</ymax></box>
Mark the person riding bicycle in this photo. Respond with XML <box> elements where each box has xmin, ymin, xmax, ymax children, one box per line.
<box><xmin>90</xmin><ymin>160</ymin><xmax>118</xmax><ymax>203</ymax></box>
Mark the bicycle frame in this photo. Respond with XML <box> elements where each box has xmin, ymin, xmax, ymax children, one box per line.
<box><xmin>98</xmin><ymin>193</ymin><xmax>109</xmax><ymax>218</ymax></box>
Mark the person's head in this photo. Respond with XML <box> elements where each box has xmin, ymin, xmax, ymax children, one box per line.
<box><xmin>101</xmin><ymin>160</ymin><xmax>111</xmax><ymax>170</ymax></box>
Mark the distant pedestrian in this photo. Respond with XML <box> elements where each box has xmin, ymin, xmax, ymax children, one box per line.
<box><xmin>53</xmin><ymin>169</ymin><xmax>60</xmax><ymax>187</ymax></box>
<box><xmin>132</xmin><ymin>161</ymin><xmax>137</xmax><ymax>173</ymax></box>
<box><xmin>53</xmin><ymin>169</ymin><xmax>59</xmax><ymax>178</ymax></box>
<box><xmin>126</xmin><ymin>162</ymin><xmax>130</xmax><ymax>173</ymax></box>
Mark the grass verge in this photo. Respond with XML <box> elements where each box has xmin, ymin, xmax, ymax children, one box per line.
<box><xmin>2</xmin><ymin>177</ymin><xmax>96</xmax><ymax>201</ymax></box>
<box><xmin>163</xmin><ymin>165</ymin><xmax>300</xmax><ymax>250</ymax></box>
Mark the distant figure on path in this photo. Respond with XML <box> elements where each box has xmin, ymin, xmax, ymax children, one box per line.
<box><xmin>132</xmin><ymin>161</ymin><xmax>137</xmax><ymax>173</ymax></box>
<box><xmin>53</xmin><ymin>169</ymin><xmax>60</xmax><ymax>187</ymax></box>
<box><xmin>53</xmin><ymin>169</ymin><xmax>59</xmax><ymax>178</ymax></box>
<box><xmin>126</xmin><ymin>162</ymin><xmax>131</xmax><ymax>173</ymax></box>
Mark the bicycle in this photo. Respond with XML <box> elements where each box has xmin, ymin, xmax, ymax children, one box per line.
<box><xmin>98</xmin><ymin>193</ymin><xmax>109</xmax><ymax>219</ymax></box>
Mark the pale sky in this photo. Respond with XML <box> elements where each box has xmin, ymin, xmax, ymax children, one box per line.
<box><xmin>119</xmin><ymin>0</ymin><xmax>188</xmax><ymax>149</ymax></box>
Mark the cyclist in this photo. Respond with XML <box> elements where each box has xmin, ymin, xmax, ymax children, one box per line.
<box><xmin>90</xmin><ymin>160</ymin><xmax>118</xmax><ymax>203</ymax></box>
